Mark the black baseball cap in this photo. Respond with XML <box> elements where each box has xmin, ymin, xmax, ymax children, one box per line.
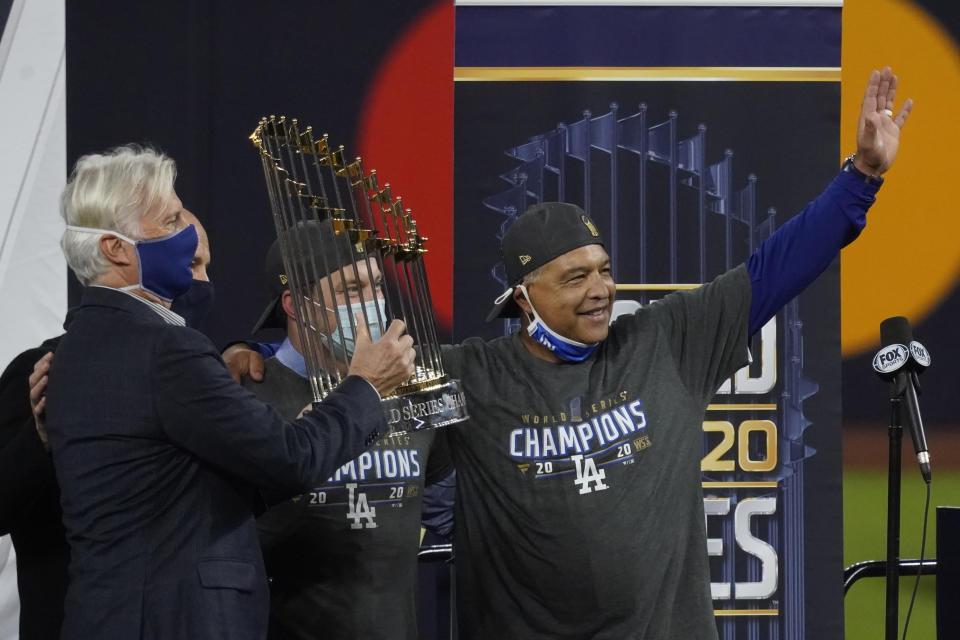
<box><xmin>485</xmin><ymin>202</ymin><xmax>604</xmax><ymax>321</ymax></box>
<box><xmin>252</xmin><ymin>219</ymin><xmax>359</xmax><ymax>332</ymax></box>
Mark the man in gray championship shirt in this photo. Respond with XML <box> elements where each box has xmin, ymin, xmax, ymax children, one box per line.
<box><xmin>441</xmin><ymin>67</ymin><xmax>911</xmax><ymax>638</ymax></box>
<box><xmin>243</xmin><ymin>221</ymin><xmax>454</xmax><ymax>640</ymax></box>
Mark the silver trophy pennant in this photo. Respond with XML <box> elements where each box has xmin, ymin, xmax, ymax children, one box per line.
<box><xmin>251</xmin><ymin>116</ymin><xmax>468</xmax><ymax>434</ymax></box>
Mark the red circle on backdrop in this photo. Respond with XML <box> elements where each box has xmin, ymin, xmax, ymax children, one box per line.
<box><xmin>357</xmin><ymin>2</ymin><xmax>455</xmax><ymax>332</ymax></box>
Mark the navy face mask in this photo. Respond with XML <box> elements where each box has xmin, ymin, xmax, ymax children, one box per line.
<box><xmin>67</xmin><ymin>224</ymin><xmax>198</xmax><ymax>302</ymax></box>
<box><xmin>170</xmin><ymin>280</ymin><xmax>216</xmax><ymax>328</ymax></box>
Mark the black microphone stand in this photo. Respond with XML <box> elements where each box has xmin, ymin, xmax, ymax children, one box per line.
<box><xmin>885</xmin><ymin>378</ymin><xmax>905</xmax><ymax>640</ymax></box>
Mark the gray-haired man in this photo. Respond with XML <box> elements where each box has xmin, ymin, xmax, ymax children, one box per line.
<box><xmin>45</xmin><ymin>145</ymin><xmax>415</xmax><ymax>640</ymax></box>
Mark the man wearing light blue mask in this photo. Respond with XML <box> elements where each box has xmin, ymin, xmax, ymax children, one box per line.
<box><xmin>245</xmin><ymin>222</ymin><xmax>455</xmax><ymax>640</ymax></box>
<box><xmin>249</xmin><ymin>220</ymin><xmax>390</xmax><ymax>374</ymax></box>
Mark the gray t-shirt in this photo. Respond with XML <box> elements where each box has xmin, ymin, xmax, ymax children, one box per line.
<box><xmin>243</xmin><ymin>358</ymin><xmax>452</xmax><ymax>640</ymax></box>
<box><xmin>443</xmin><ymin>265</ymin><xmax>751</xmax><ymax>639</ymax></box>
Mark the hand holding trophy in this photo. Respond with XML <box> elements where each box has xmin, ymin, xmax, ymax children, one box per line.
<box><xmin>251</xmin><ymin>116</ymin><xmax>468</xmax><ymax>434</ymax></box>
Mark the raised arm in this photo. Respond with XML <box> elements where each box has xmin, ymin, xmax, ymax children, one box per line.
<box><xmin>746</xmin><ymin>66</ymin><xmax>913</xmax><ymax>335</ymax></box>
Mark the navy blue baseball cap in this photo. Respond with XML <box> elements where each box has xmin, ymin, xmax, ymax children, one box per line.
<box><xmin>485</xmin><ymin>202</ymin><xmax>604</xmax><ymax>321</ymax></box>
<box><xmin>252</xmin><ymin>219</ymin><xmax>358</xmax><ymax>332</ymax></box>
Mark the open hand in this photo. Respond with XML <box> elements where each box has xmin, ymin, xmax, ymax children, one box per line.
<box><xmin>855</xmin><ymin>66</ymin><xmax>913</xmax><ymax>176</ymax></box>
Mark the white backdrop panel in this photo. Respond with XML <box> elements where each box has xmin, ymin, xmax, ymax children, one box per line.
<box><xmin>0</xmin><ymin>0</ymin><xmax>67</xmax><ymax>637</ymax></box>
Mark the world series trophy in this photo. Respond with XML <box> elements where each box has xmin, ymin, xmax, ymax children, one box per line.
<box><xmin>250</xmin><ymin>115</ymin><xmax>468</xmax><ymax>434</ymax></box>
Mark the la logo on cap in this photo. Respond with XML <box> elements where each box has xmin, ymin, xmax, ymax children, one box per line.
<box><xmin>519</xmin><ymin>255</ymin><xmax>532</xmax><ymax>265</ymax></box>
<box><xmin>581</xmin><ymin>215</ymin><xmax>599</xmax><ymax>237</ymax></box>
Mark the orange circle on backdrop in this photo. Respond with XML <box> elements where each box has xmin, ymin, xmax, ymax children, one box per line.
<box><xmin>841</xmin><ymin>0</ymin><xmax>960</xmax><ymax>356</ymax></box>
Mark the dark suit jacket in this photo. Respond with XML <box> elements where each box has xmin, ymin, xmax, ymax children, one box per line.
<box><xmin>0</xmin><ymin>337</ymin><xmax>69</xmax><ymax>640</ymax></box>
<box><xmin>45</xmin><ymin>287</ymin><xmax>384</xmax><ymax>640</ymax></box>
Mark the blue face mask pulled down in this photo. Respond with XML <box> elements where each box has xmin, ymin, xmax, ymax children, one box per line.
<box><xmin>321</xmin><ymin>298</ymin><xmax>387</xmax><ymax>359</ymax></box>
<box><xmin>67</xmin><ymin>224</ymin><xmax>199</xmax><ymax>302</ymax></box>
<box><xmin>518</xmin><ymin>284</ymin><xmax>599</xmax><ymax>363</ymax></box>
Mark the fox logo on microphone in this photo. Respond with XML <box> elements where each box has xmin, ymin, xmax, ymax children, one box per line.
<box><xmin>872</xmin><ymin>343</ymin><xmax>908</xmax><ymax>374</ymax></box>
<box><xmin>909</xmin><ymin>341</ymin><xmax>931</xmax><ymax>368</ymax></box>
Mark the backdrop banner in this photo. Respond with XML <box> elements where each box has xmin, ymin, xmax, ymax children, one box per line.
<box><xmin>453</xmin><ymin>4</ymin><xmax>844</xmax><ymax>639</ymax></box>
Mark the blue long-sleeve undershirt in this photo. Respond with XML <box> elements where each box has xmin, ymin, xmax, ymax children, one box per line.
<box><xmin>745</xmin><ymin>169</ymin><xmax>880</xmax><ymax>336</ymax></box>
<box><xmin>250</xmin><ymin>340</ymin><xmax>280</xmax><ymax>359</ymax></box>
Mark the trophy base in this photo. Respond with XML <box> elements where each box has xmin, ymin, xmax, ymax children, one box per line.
<box><xmin>381</xmin><ymin>377</ymin><xmax>469</xmax><ymax>435</ymax></box>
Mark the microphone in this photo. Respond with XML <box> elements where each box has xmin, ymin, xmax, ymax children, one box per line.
<box><xmin>873</xmin><ymin>316</ymin><xmax>932</xmax><ymax>483</ymax></box>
